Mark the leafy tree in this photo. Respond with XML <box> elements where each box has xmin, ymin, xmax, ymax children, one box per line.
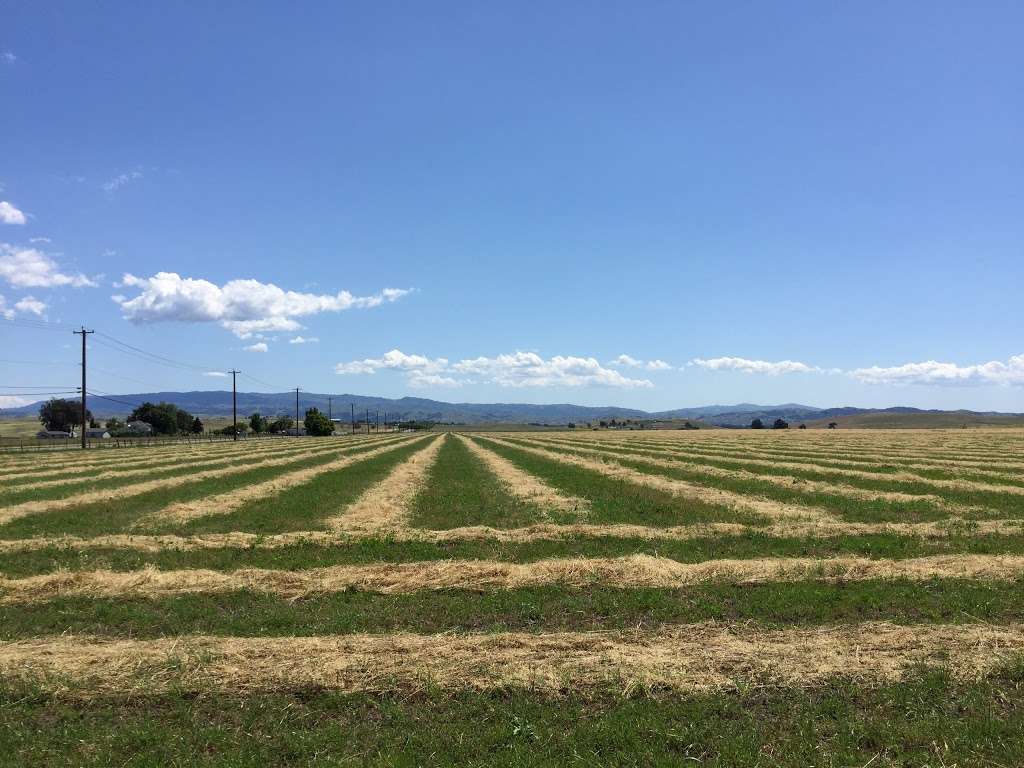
<box><xmin>798</xmin><ymin>423</ymin><xmax>807</xmax><ymax>430</ymax></box>
<box><xmin>128</xmin><ymin>402</ymin><xmax>195</xmax><ymax>435</ymax></box>
<box><xmin>105</xmin><ymin>417</ymin><xmax>123</xmax><ymax>432</ymax></box>
<box><xmin>191</xmin><ymin>417</ymin><xmax>204</xmax><ymax>434</ymax></box>
<box><xmin>772</xmin><ymin>418</ymin><xmax>789</xmax><ymax>430</ymax></box>
<box><xmin>304</xmin><ymin>407</ymin><xmax>334</xmax><ymax>436</ymax></box>
<box><xmin>268</xmin><ymin>415</ymin><xmax>294</xmax><ymax>434</ymax></box>
<box><xmin>750</xmin><ymin>418</ymin><xmax>764</xmax><ymax>429</ymax></box>
<box><xmin>828</xmin><ymin>422</ymin><xmax>838</xmax><ymax>429</ymax></box>
<box><xmin>249</xmin><ymin>413</ymin><xmax>267</xmax><ymax>433</ymax></box>
<box><xmin>39</xmin><ymin>398</ymin><xmax>92</xmax><ymax>432</ymax></box>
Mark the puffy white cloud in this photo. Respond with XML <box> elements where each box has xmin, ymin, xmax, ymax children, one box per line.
<box><xmin>336</xmin><ymin>349</ymin><xmax>653</xmax><ymax>389</ymax></box>
<box><xmin>112</xmin><ymin>272</ymin><xmax>411</xmax><ymax>338</ymax></box>
<box><xmin>690</xmin><ymin>356</ymin><xmax>823</xmax><ymax>375</ymax></box>
<box><xmin>0</xmin><ymin>245</ymin><xmax>97</xmax><ymax>288</ymax></box>
<box><xmin>335</xmin><ymin>349</ymin><xmax>449</xmax><ymax>376</ymax></box>
<box><xmin>102</xmin><ymin>170</ymin><xmax>143</xmax><ymax>192</ymax></box>
<box><xmin>203</xmin><ymin>371</ymin><xmax>229</xmax><ymax>378</ymax></box>
<box><xmin>288</xmin><ymin>335</ymin><xmax>319</xmax><ymax>344</ymax></box>
<box><xmin>0</xmin><ymin>202</ymin><xmax>27</xmax><ymax>225</ymax></box>
<box><xmin>850</xmin><ymin>355</ymin><xmax>1024</xmax><ymax>387</ymax></box>
<box><xmin>0</xmin><ymin>395</ymin><xmax>33</xmax><ymax>407</ymax></box>
<box><xmin>244</xmin><ymin>342</ymin><xmax>268</xmax><ymax>353</ymax></box>
<box><xmin>610</xmin><ymin>354</ymin><xmax>674</xmax><ymax>371</ymax></box>
<box><xmin>1</xmin><ymin>51</ymin><xmax>15</xmax><ymax>64</ymax></box>
<box><xmin>13</xmin><ymin>296</ymin><xmax>46</xmax><ymax>315</ymax></box>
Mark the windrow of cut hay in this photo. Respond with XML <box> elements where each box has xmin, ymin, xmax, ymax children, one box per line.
<box><xmin>3</xmin><ymin>621</ymin><xmax>1023</xmax><ymax>696</ymax></box>
<box><xmin>138</xmin><ymin>434</ymin><xmax>431</xmax><ymax>526</ymax></box>
<box><xmin>478</xmin><ymin>436</ymin><xmax>836</xmax><ymax>523</ymax></box>
<box><xmin>457</xmin><ymin>434</ymin><xmax>590</xmax><ymax>519</ymax></box>
<box><xmin>0</xmin><ymin>436</ymin><xmax>414</xmax><ymax>526</ymax></box>
<box><xmin>6</xmin><ymin>553</ymin><xmax>1024</xmax><ymax>602</ymax></box>
<box><xmin>326</xmin><ymin>435</ymin><xmax>445</xmax><ymax>533</ymax></box>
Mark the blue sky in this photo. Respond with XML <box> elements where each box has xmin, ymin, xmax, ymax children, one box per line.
<box><xmin>1</xmin><ymin>1</ymin><xmax>1022</xmax><ymax>411</ymax></box>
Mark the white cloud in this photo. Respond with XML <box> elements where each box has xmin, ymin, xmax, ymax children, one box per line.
<box><xmin>690</xmin><ymin>356</ymin><xmax>824</xmax><ymax>375</ymax></box>
<box><xmin>203</xmin><ymin>371</ymin><xmax>229</xmax><ymax>378</ymax></box>
<box><xmin>102</xmin><ymin>170</ymin><xmax>143</xmax><ymax>192</ymax></box>
<box><xmin>29</xmin><ymin>237</ymin><xmax>51</xmax><ymax>244</ymax></box>
<box><xmin>336</xmin><ymin>349</ymin><xmax>653</xmax><ymax>389</ymax></box>
<box><xmin>288</xmin><ymin>335</ymin><xmax>319</xmax><ymax>344</ymax></box>
<box><xmin>0</xmin><ymin>244</ymin><xmax>97</xmax><ymax>288</ymax></box>
<box><xmin>1</xmin><ymin>51</ymin><xmax>15</xmax><ymax>64</ymax></box>
<box><xmin>112</xmin><ymin>272</ymin><xmax>411</xmax><ymax>338</ymax></box>
<box><xmin>611</xmin><ymin>354</ymin><xmax>674</xmax><ymax>371</ymax></box>
<box><xmin>0</xmin><ymin>395</ymin><xmax>33</xmax><ymax>408</ymax></box>
<box><xmin>0</xmin><ymin>202</ymin><xmax>27</xmax><ymax>225</ymax></box>
<box><xmin>244</xmin><ymin>342</ymin><xmax>269</xmax><ymax>353</ymax></box>
<box><xmin>850</xmin><ymin>355</ymin><xmax>1024</xmax><ymax>387</ymax></box>
<box><xmin>13</xmin><ymin>296</ymin><xmax>46</xmax><ymax>316</ymax></box>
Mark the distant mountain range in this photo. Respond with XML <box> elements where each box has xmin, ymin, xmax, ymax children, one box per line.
<box><xmin>3</xmin><ymin>391</ymin><xmax>1022</xmax><ymax>427</ymax></box>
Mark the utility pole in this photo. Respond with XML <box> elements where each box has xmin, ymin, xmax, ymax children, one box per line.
<box><xmin>366</xmin><ymin>409</ymin><xmax>370</xmax><ymax>434</ymax></box>
<box><xmin>229</xmin><ymin>370</ymin><xmax>240</xmax><ymax>441</ymax></box>
<box><xmin>350</xmin><ymin>403</ymin><xmax>355</xmax><ymax>435</ymax></box>
<box><xmin>73</xmin><ymin>326</ymin><xmax>94</xmax><ymax>449</ymax></box>
<box><xmin>384</xmin><ymin>411</ymin><xmax>387</xmax><ymax>432</ymax></box>
<box><xmin>376</xmin><ymin>410</ymin><xmax>379</xmax><ymax>433</ymax></box>
<box><xmin>294</xmin><ymin>388</ymin><xmax>301</xmax><ymax>436</ymax></box>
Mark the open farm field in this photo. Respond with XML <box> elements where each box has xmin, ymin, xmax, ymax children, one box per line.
<box><xmin>1</xmin><ymin>428</ymin><xmax>1024</xmax><ymax>766</ymax></box>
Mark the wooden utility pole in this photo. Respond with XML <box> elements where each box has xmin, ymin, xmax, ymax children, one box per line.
<box><xmin>294</xmin><ymin>388</ymin><xmax>301</xmax><ymax>435</ymax></box>
<box><xmin>350</xmin><ymin>403</ymin><xmax>355</xmax><ymax>434</ymax></box>
<box><xmin>73</xmin><ymin>327</ymin><xmax>94</xmax><ymax>449</ymax></box>
<box><xmin>366</xmin><ymin>409</ymin><xmax>370</xmax><ymax>434</ymax></box>
<box><xmin>230</xmin><ymin>370</ymin><xmax>240</xmax><ymax>441</ymax></box>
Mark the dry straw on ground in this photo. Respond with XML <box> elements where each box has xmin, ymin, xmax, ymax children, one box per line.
<box><xmin>5</xmin><ymin>553</ymin><xmax>1024</xmax><ymax>603</ymax></box>
<box><xmin>2</xmin><ymin>621</ymin><xmax>1022</xmax><ymax>696</ymax></box>
<box><xmin>458</xmin><ymin>434</ymin><xmax>590</xmax><ymax>519</ymax></box>
<box><xmin>327</xmin><ymin>435</ymin><xmax>445</xmax><ymax>533</ymax></box>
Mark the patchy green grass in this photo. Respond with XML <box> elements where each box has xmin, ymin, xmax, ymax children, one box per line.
<box><xmin>409</xmin><ymin>436</ymin><xmax>556</xmax><ymax>529</ymax></box>
<box><xmin>4</xmin><ymin>579</ymin><xmax>1024</xmax><ymax>639</ymax></box>
<box><xmin>474</xmin><ymin>437</ymin><xmax>770</xmax><ymax>527</ymax></box>
<box><xmin>502</xmin><ymin>436</ymin><xmax>1024</xmax><ymax>522</ymax></box>
<box><xmin>3</xmin><ymin>667</ymin><xmax>1024</xmax><ymax>767</ymax></box>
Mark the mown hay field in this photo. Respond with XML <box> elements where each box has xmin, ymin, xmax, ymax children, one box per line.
<box><xmin>1</xmin><ymin>428</ymin><xmax>1024</xmax><ymax>766</ymax></box>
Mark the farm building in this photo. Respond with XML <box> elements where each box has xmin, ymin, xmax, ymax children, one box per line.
<box><xmin>35</xmin><ymin>430</ymin><xmax>71</xmax><ymax>439</ymax></box>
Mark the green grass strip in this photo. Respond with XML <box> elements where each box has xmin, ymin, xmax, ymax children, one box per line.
<box><xmin>474</xmin><ymin>437</ymin><xmax>770</xmax><ymax>527</ymax></box>
<box><xmin>502</xmin><ymin>437</ymin><xmax>1024</xmax><ymax>523</ymax></box>
<box><xmin>0</xmin><ymin>442</ymin><xmax>399</xmax><ymax>539</ymax></box>
<box><xmin>3</xmin><ymin>668</ymin><xmax>1024</xmax><ymax>767</ymax></box>
<box><xmin>166</xmin><ymin>439</ymin><xmax>431</xmax><ymax>535</ymax></box>
<box><xmin>6</xmin><ymin>531</ymin><xmax>1024</xmax><ymax>577</ymax></box>
<box><xmin>4</xmin><ymin>579</ymin><xmax>1024</xmax><ymax>639</ymax></box>
<box><xmin>409</xmin><ymin>436</ymin><xmax>554</xmax><ymax>529</ymax></box>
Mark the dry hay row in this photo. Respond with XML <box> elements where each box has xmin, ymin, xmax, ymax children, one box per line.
<box><xmin>1</xmin><ymin>516</ymin><xmax>1022</xmax><ymax>553</ymax></box>
<box><xmin>3</xmin><ymin>622</ymin><xmax>1023</xmax><ymax>696</ymax></box>
<box><xmin>0</xmin><ymin>436</ymin><xmax>395</xmax><ymax>483</ymax></box>
<box><xmin>0</xmin><ymin>437</ymin><xmax>322</xmax><ymax>480</ymax></box>
<box><xmin>510</xmin><ymin>435</ymin><xmax>1024</xmax><ymax>498</ymax></box>
<box><xmin>478</xmin><ymin>436</ymin><xmax>837</xmax><ymax>524</ymax></box>
<box><xmin>1</xmin><ymin>437</ymin><xmax>392</xmax><ymax>493</ymax></box>
<box><xmin>326</xmin><ymin>435</ymin><xmax>445</xmax><ymax>534</ymax></box>
<box><xmin>549</xmin><ymin>435</ymin><xmax>1024</xmax><ymax>477</ymax></box>
<box><xmin>0</xmin><ymin>436</ymin><xmax>419</xmax><ymax>528</ymax></box>
<box><xmin>457</xmin><ymin>435</ymin><xmax>590</xmax><ymax>520</ymax></box>
<box><xmin>584</xmin><ymin>433</ymin><xmax>1024</xmax><ymax>466</ymax></box>
<box><xmin>6</xmin><ymin>553</ymin><xmax>1024</xmax><ymax>603</ymax></box>
<box><xmin>136</xmin><ymin>434</ymin><xmax>433</xmax><ymax>527</ymax></box>
<box><xmin>510</xmin><ymin>436</ymin><xmax>976</xmax><ymax>514</ymax></box>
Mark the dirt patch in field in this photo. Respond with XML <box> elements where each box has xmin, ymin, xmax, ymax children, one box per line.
<box><xmin>457</xmin><ymin>435</ymin><xmax>590</xmax><ymax>520</ymax></box>
<box><xmin>327</xmin><ymin>435</ymin><xmax>444</xmax><ymax>533</ymax></box>
<box><xmin>2</xmin><ymin>622</ymin><xmax>1022</xmax><ymax>696</ymax></box>
<box><xmin>5</xmin><ymin>553</ymin><xmax>1024</xmax><ymax>603</ymax></box>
